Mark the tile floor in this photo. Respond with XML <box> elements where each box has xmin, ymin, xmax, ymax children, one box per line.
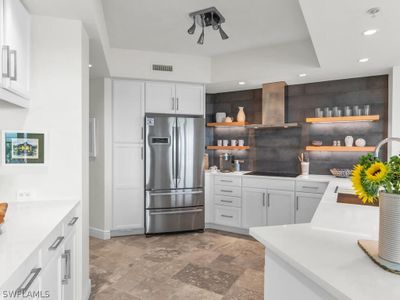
<box><xmin>90</xmin><ymin>230</ymin><xmax>265</xmax><ymax>300</ymax></box>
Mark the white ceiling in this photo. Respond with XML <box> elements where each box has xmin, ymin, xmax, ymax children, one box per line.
<box><xmin>101</xmin><ymin>0</ymin><xmax>310</xmax><ymax>56</ymax></box>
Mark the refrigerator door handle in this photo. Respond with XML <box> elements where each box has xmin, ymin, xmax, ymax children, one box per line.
<box><xmin>149</xmin><ymin>209</ymin><xmax>203</xmax><ymax>216</ymax></box>
<box><xmin>172</xmin><ymin>126</ymin><xmax>176</xmax><ymax>181</ymax></box>
<box><xmin>149</xmin><ymin>190</ymin><xmax>203</xmax><ymax>196</ymax></box>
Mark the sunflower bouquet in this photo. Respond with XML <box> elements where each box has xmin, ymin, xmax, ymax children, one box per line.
<box><xmin>352</xmin><ymin>154</ymin><xmax>400</xmax><ymax>204</ymax></box>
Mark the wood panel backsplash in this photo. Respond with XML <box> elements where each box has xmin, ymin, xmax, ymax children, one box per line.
<box><xmin>206</xmin><ymin>75</ymin><xmax>388</xmax><ymax>175</ymax></box>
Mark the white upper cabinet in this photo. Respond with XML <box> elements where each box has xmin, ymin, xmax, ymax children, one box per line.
<box><xmin>113</xmin><ymin>80</ymin><xmax>144</xmax><ymax>143</ymax></box>
<box><xmin>175</xmin><ymin>83</ymin><xmax>204</xmax><ymax>115</ymax></box>
<box><xmin>1</xmin><ymin>0</ymin><xmax>30</xmax><ymax>105</ymax></box>
<box><xmin>145</xmin><ymin>81</ymin><xmax>175</xmax><ymax>114</ymax></box>
<box><xmin>145</xmin><ymin>81</ymin><xmax>204</xmax><ymax>115</ymax></box>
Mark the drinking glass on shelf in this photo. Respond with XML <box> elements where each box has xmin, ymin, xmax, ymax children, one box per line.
<box><xmin>363</xmin><ymin>105</ymin><xmax>371</xmax><ymax>116</ymax></box>
<box><xmin>315</xmin><ymin>108</ymin><xmax>324</xmax><ymax>118</ymax></box>
<box><xmin>353</xmin><ymin>105</ymin><xmax>360</xmax><ymax>116</ymax></box>
<box><xmin>323</xmin><ymin>107</ymin><xmax>331</xmax><ymax>117</ymax></box>
<box><xmin>344</xmin><ymin>106</ymin><xmax>352</xmax><ymax>116</ymax></box>
<box><xmin>217</xmin><ymin>140</ymin><xmax>222</xmax><ymax>146</ymax></box>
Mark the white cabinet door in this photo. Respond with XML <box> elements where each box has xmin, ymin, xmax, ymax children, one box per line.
<box><xmin>2</xmin><ymin>0</ymin><xmax>30</xmax><ymax>98</ymax></box>
<box><xmin>61</xmin><ymin>232</ymin><xmax>76</xmax><ymax>300</ymax></box>
<box><xmin>242</xmin><ymin>187</ymin><xmax>267</xmax><ymax>228</ymax></box>
<box><xmin>145</xmin><ymin>81</ymin><xmax>175</xmax><ymax>114</ymax></box>
<box><xmin>113</xmin><ymin>80</ymin><xmax>144</xmax><ymax>144</ymax></box>
<box><xmin>41</xmin><ymin>250</ymin><xmax>62</xmax><ymax>300</ymax></box>
<box><xmin>175</xmin><ymin>83</ymin><xmax>204</xmax><ymax>115</ymax></box>
<box><xmin>295</xmin><ymin>193</ymin><xmax>323</xmax><ymax>224</ymax></box>
<box><xmin>112</xmin><ymin>144</ymin><xmax>144</xmax><ymax>231</ymax></box>
<box><xmin>267</xmin><ymin>190</ymin><xmax>295</xmax><ymax>226</ymax></box>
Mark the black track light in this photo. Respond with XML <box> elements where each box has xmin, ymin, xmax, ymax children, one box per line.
<box><xmin>187</xmin><ymin>16</ymin><xmax>196</xmax><ymax>35</ymax></box>
<box><xmin>219</xmin><ymin>25</ymin><xmax>229</xmax><ymax>40</ymax></box>
<box><xmin>197</xmin><ymin>16</ymin><xmax>205</xmax><ymax>45</ymax></box>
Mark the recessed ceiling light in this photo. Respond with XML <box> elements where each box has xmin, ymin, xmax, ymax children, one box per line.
<box><xmin>358</xmin><ymin>58</ymin><xmax>369</xmax><ymax>63</ymax></box>
<box><xmin>363</xmin><ymin>29</ymin><xmax>378</xmax><ymax>36</ymax></box>
<box><xmin>88</xmin><ymin>64</ymin><xmax>93</xmax><ymax>68</ymax></box>
<box><xmin>238</xmin><ymin>81</ymin><xmax>246</xmax><ymax>85</ymax></box>
<box><xmin>298</xmin><ymin>73</ymin><xmax>307</xmax><ymax>77</ymax></box>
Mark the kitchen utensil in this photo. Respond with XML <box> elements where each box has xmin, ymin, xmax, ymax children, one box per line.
<box><xmin>223</xmin><ymin>140</ymin><xmax>229</xmax><ymax>146</ymax></box>
<box><xmin>330</xmin><ymin>168</ymin><xmax>352</xmax><ymax>178</ymax></box>
<box><xmin>217</xmin><ymin>140</ymin><xmax>222</xmax><ymax>146</ymax></box>
<box><xmin>301</xmin><ymin>162</ymin><xmax>310</xmax><ymax>175</ymax></box>
<box><xmin>345</xmin><ymin>136</ymin><xmax>354</xmax><ymax>147</ymax></box>
<box><xmin>238</xmin><ymin>140</ymin><xmax>245</xmax><ymax>146</ymax></box>
<box><xmin>216</xmin><ymin>112</ymin><xmax>226</xmax><ymax>123</ymax></box>
<box><xmin>231</xmin><ymin>140</ymin><xmax>238</xmax><ymax>146</ymax></box>
<box><xmin>355</xmin><ymin>138</ymin><xmax>366</xmax><ymax>147</ymax></box>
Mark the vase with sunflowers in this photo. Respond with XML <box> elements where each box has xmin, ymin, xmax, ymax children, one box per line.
<box><xmin>352</xmin><ymin>153</ymin><xmax>400</xmax><ymax>264</ymax></box>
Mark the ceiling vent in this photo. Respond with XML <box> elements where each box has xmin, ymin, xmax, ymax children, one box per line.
<box><xmin>152</xmin><ymin>64</ymin><xmax>173</xmax><ymax>72</ymax></box>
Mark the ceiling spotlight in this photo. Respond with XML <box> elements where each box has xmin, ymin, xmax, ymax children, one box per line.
<box><xmin>363</xmin><ymin>29</ymin><xmax>378</xmax><ymax>36</ymax></box>
<box><xmin>358</xmin><ymin>58</ymin><xmax>369</xmax><ymax>63</ymax></box>
<box><xmin>188</xmin><ymin>7</ymin><xmax>228</xmax><ymax>45</ymax></box>
<box><xmin>238</xmin><ymin>81</ymin><xmax>246</xmax><ymax>85</ymax></box>
<box><xmin>298</xmin><ymin>73</ymin><xmax>307</xmax><ymax>77</ymax></box>
<box><xmin>367</xmin><ymin>7</ymin><xmax>380</xmax><ymax>17</ymax></box>
<box><xmin>187</xmin><ymin>16</ymin><xmax>196</xmax><ymax>35</ymax></box>
<box><xmin>88</xmin><ymin>64</ymin><xmax>93</xmax><ymax>68</ymax></box>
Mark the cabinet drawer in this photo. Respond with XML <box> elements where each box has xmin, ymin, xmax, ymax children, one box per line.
<box><xmin>214</xmin><ymin>185</ymin><xmax>241</xmax><ymax>197</ymax></box>
<box><xmin>242</xmin><ymin>177</ymin><xmax>295</xmax><ymax>191</ymax></box>
<box><xmin>214</xmin><ymin>205</ymin><xmax>241</xmax><ymax>227</ymax></box>
<box><xmin>296</xmin><ymin>181</ymin><xmax>328</xmax><ymax>194</ymax></box>
<box><xmin>63</xmin><ymin>206</ymin><xmax>79</xmax><ymax>237</ymax></box>
<box><xmin>214</xmin><ymin>175</ymin><xmax>241</xmax><ymax>186</ymax></box>
<box><xmin>41</xmin><ymin>223</ymin><xmax>63</xmax><ymax>266</ymax></box>
<box><xmin>214</xmin><ymin>195</ymin><xmax>241</xmax><ymax>208</ymax></box>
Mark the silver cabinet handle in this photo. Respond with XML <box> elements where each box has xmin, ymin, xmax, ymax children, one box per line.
<box><xmin>49</xmin><ymin>236</ymin><xmax>64</xmax><ymax>250</ymax></box>
<box><xmin>220</xmin><ymin>180</ymin><xmax>233</xmax><ymax>183</ymax></box>
<box><xmin>68</xmin><ymin>217</ymin><xmax>79</xmax><ymax>226</ymax></box>
<box><xmin>2</xmin><ymin>45</ymin><xmax>10</xmax><ymax>78</ymax></box>
<box><xmin>62</xmin><ymin>250</ymin><xmax>71</xmax><ymax>285</ymax></box>
<box><xmin>334</xmin><ymin>186</ymin><xmax>339</xmax><ymax>193</ymax></box>
<box><xmin>17</xmin><ymin>268</ymin><xmax>41</xmax><ymax>293</ymax></box>
<box><xmin>262</xmin><ymin>193</ymin><xmax>266</xmax><ymax>207</ymax></box>
<box><xmin>296</xmin><ymin>196</ymin><xmax>299</xmax><ymax>211</ymax></box>
<box><xmin>10</xmin><ymin>49</ymin><xmax>17</xmax><ymax>81</ymax></box>
<box><xmin>267</xmin><ymin>193</ymin><xmax>270</xmax><ymax>207</ymax></box>
<box><xmin>176</xmin><ymin>97</ymin><xmax>179</xmax><ymax>111</ymax></box>
<box><xmin>221</xmin><ymin>214</ymin><xmax>233</xmax><ymax>218</ymax></box>
<box><xmin>220</xmin><ymin>199</ymin><xmax>233</xmax><ymax>203</ymax></box>
<box><xmin>141</xmin><ymin>126</ymin><xmax>144</xmax><ymax>140</ymax></box>
<box><xmin>141</xmin><ymin>147</ymin><xmax>144</xmax><ymax>160</ymax></box>
<box><xmin>150</xmin><ymin>208</ymin><xmax>203</xmax><ymax>215</ymax></box>
<box><xmin>220</xmin><ymin>189</ymin><xmax>233</xmax><ymax>193</ymax></box>
<box><xmin>302</xmin><ymin>186</ymin><xmax>319</xmax><ymax>190</ymax></box>
<box><xmin>171</xmin><ymin>97</ymin><xmax>175</xmax><ymax>110</ymax></box>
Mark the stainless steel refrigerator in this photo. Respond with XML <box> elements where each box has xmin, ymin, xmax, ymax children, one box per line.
<box><xmin>145</xmin><ymin>114</ymin><xmax>205</xmax><ymax>234</ymax></box>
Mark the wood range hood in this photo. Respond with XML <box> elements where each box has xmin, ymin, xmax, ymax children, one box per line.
<box><xmin>247</xmin><ymin>81</ymin><xmax>299</xmax><ymax>129</ymax></box>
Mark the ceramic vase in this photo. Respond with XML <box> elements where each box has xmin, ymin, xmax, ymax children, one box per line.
<box><xmin>237</xmin><ymin>107</ymin><xmax>246</xmax><ymax>122</ymax></box>
<box><xmin>378</xmin><ymin>192</ymin><xmax>400</xmax><ymax>264</ymax></box>
<box><xmin>345</xmin><ymin>136</ymin><xmax>354</xmax><ymax>147</ymax></box>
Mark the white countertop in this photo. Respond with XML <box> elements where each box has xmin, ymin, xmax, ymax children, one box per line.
<box><xmin>0</xmin><ymin>200</ymin><xmax>79</xmax><ymax>287</ymax></box>
<box><xmin>249</xmin><ymin>177</ymin><xmax>400</xmax><ymax>300</ymax></box>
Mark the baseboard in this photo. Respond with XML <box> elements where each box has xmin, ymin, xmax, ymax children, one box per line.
<box><xmin>85</xmin><ymin>278</ymin><xmax>91</xmax><ymax>300</ymax></box>
<box><xmin>205</xmin><ymin>223</ymin><xmax>249</xmax><ymax>235</ymax></box>
<box><xmin>111</xmin><ymin>227</ymin><xmax>144</xmax><ymax>237</ymax></box>
<box><xmin>89</xmin><ymin>227</ymin><xmax>111</xmax><ymax>240</ymax></box>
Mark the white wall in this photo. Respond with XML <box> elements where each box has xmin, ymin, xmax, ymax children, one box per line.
<box><xmin>389</xmin><ymin>66</ymin><xmax>400</xmax><ymax>156</ymax></box>
<box><xmin>0</xmin><ymin>16</ymin><xmax>90</xmax><ymax>299</ymax></box>
<box><xmin>108</xmin><ymin>48</ymin><xmax>211</xmax><ymax>84</ymax></box>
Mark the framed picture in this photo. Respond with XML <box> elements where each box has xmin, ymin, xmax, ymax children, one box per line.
<box><xmin>1</xmin><ymin>131</ymin><xmax>47</xmax><ymax>165</ymax></box>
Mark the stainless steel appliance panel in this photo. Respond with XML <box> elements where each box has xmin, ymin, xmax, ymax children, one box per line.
<box><xmin>176</xmin><ymin>117</ymin><xmax>205</xmax><ymax>189</ymax></box>
<box><xmin>146</xmin><ymin>207</ymin><xmax>204</xmax><ymax>234</ymax></box>
<box><xmin>146</xmin><ymin>189</ymin><xmax>204</xmax><ymax>209</ymax></box>
<box><xmin>145</xmin><ymin>115</ymin><xmax>176</xmax><ymax>190</ymax></box>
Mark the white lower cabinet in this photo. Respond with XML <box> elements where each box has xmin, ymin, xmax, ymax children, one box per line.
<box><xmin>41</xmin><ymin>249</ymin><xmax>62</xmax><ymax>300</ymax></box>
<box><xmin>295</xmin><ymin>192</ymin><xmax>324</xmax><ymax>224</ymax></box>
<box><xmin>214</xmin><ymin>205</ymin><xmax>241</xmax><ymax>227</ymax></box>
<box><xmin>61</xmin><ymin>232</ymin><xmax>75</xmax><ymax>300</ymax></box>
<box><xmin>267</xmin><ymin>190</ymin><xmax>295</xmax><ymax>226</ymax></box>
<box><xmin>242</xmin><ymin>188</ymin><xmax>267</xmax><ymax>228</ymax></box>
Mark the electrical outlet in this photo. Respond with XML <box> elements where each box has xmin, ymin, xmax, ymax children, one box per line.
<box><xmin>17</xmin><ymin>190</ymin><xmax>34</xmax><ymax>201</ymax></box>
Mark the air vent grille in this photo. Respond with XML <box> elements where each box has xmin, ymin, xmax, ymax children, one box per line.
<box><xmin>152</xmin><ymin>64</ymin><xmax>173</xmax><ymax>72</ymax></box>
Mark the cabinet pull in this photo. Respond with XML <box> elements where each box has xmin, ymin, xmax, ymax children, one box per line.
<box><xmin>334</xmin><ymin>186</ymin><xmax>339</xmax><ymax>193</ymax></box>
<box><xmin>262</xmin><ymin>193</ymin><xmax>266</xmax><ymax>207</ymax></box>
<box><xmin>2</xmin><ymin>45</ymin><xmax>10</xmax><ymax>78</ymax></box>
<box><xmin>267</xmin><ymin>193</ymin><xmax>270</xmax><ymax>207</ymax></box>
<box><xmin>302</xmin><ymin>186</ymin><xmax>319</xmax><ymax>190</ymax></box>
<box><xmin>171</xmin><ymin>97</ymin><xmax>175</xmax><ymax>110</ymax></box>
<box><xmin>49</xmin><ymin>236</ymin><xmax>64</xmax><ymax>250</ymax></box>
<box><xmin>221</xmin><ymin>214</ymin><xmax>233</xmax><ymax>218</ymax></box>
<box><xmin>62</xmin><ymin>250</ymin><xmax>71</xmax><ymax>285</ymax></box>
<box><xmin>10</xmin><ymin>49</ymin><xmax>17</xmax><ymax>81</ymax></box>
<box><xmin>17</xmin><ymin>268</ymin><xmax>41</xmax><ymax>293</ymax></box>
<box><xmin>141</xmin><ymin>126</ymin><xmax>144</xmax><ymax>140</ymax></box>
<box><xmin>141</xmin><ymin>147</ymin><xmax>144</xmax><ymax>160</ymax></box>
<box><xmin>176</xmin><ymin>97</ymin><xmax>179</xmax><ymax>111</ymax></box>
<box><xmin>220</xmin><ymin>199</ymin><xmax>233</xmax><ymax>203</ymax></box>
<box><xmin>68</xmin><ymin>217</ymin><xmax>79</xmax><ymax>226</ymax></box>
<box><xmin>296</xmin><ymin>196</ymin><xmax>299</xmax><ymax>211</ymax></box>
<box><xmin>220</xmin><ymin>180</ymin><xmax>233</xmax><ymax>183</ymax></box>
<box><xmin>220</xmin><ymin>189</ymin><xmax>233</xmax><ymax>193</ymax></box>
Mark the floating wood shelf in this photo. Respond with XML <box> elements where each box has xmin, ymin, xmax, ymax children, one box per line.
<box><xmin>306</xmin><ymin>115</ymin><xmax>380</xmax><ymax>123</ymax></box>
<box><xmin>207</xmin><ymin>122</ymin><xmax>250</xmax><ymax>127</ymax></box>
<box><xmin>207</xmin><ymin>146</ymin><xmax>250</xmax><ymax>150</ymax></box>
<box><xmin>306</xmin><ymin>146</ymin><xmax>375</xmax><ymax>152</ymax></box>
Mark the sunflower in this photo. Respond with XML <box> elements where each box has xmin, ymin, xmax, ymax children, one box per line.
<box><xmin>365</xmin><ymin>162</ymin><xmax>388</xmax><ymax>183</ymax></box>
<box><xmin>352</xmin><ymin>164</ymin><xmax>375</xmax><ymax>204</ymax></box>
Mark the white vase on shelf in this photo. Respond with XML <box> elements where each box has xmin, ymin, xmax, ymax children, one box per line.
<box><xmin>237</xmin><ymin>107</ymin><xmax>246</xmax><ymax>122</ymax></box>
<box><xmin>345</xmin><ymin>136</ymin><xmax>354</xmax><ymax>147</ymax></box>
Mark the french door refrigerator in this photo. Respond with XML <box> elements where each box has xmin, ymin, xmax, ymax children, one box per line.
<box><xmin>145</xmin><ymin>114</ymin><xmax>205</xmax><ymax>234</ymax></box>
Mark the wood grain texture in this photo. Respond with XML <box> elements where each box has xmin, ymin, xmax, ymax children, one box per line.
<box><xmin>306</xmin><ymin>146</ymin><xmax>376</xmax><ymax>152</ymax></box>
<box><xmin>306</xmin><ymin>115</ymin><xmax>380</xmax><ymax>123</ymax></box>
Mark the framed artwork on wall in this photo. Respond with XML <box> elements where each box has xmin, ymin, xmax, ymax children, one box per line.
<box><xmin>1</xmin><ymin>131</ymin><xmax>47</xmax><ymax>165</ymax></box>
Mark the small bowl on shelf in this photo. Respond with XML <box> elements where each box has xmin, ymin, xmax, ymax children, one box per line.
<box><xmin>330</xmin><ymin>168</ymin><xmax>352</xmax><ymax>178</ymax></box>
<box><xmin>311</xmin><ymin>140</ymin><xmax>323</xmax><ymax>146</ymax></box>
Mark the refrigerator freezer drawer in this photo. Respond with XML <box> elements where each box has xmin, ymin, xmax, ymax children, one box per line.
<box><xmin>146</xmin><ymin>189</ymin><xmax>204</xmax><ymax>209</ymax></box>
<box><xmin>145</xmin><ymin>206</ymin><xmax>204</xmax><ymax>234</ymax></box>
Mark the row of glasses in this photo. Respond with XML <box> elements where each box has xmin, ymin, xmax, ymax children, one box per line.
<box><xmin>315</xmin><ymin>105</ymin><xmax>370</xmax><ymax>118</ymax></box>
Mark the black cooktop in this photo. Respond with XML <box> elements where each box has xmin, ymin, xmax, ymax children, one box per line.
<box><xmin>244</xmin><ymin>171</ymin><xmax>299</xmax><ymax>178</ymax></box>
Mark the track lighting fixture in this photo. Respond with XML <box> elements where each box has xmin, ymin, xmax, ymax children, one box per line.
<box><xmin>187</xmin><ymin>7</ymin><xmax>228</xmax><ymax>45</ymax></box>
